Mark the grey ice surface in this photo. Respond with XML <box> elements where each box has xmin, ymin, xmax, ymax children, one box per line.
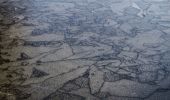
<box><xmin>0</xmin><ymin>0</ymin><xmax>170</xmax><ymax>100</ymax></box>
